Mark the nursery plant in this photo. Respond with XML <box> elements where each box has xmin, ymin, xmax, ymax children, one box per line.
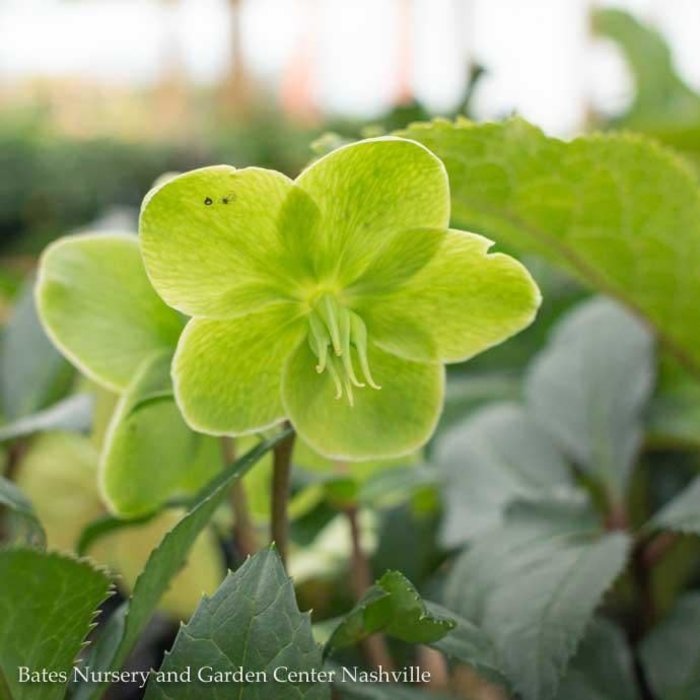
<box><xmin>4</xmin><ymin>107</ymin><xmax>700</xmax><ymax>700</ymax></box>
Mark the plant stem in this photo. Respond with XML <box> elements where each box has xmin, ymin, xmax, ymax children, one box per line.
<box><xmin>271</xmin><ymin>425</ymin><xmax>295</xmax><ymax>568</ymax></box>
<box><xmin>642</xmin><ymin>531</ymin><xmax>678</xmax><ymax>568</ymax></box>
<box><xmin>345</xmin><ymin>506</ymin><xmax>395</xmax><ymax>670</ymax></box>
<box><xmin>221</xmin><ymin>436</ymin><xmax>257</xmax><ymax>558</ymax></box>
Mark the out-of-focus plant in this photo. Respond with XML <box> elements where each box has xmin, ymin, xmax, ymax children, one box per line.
<box><xmin>4</xmin><ymin>112</ymin><xmax>700</xmax><ymax>700</ymax></box>
<box><xmin>594</xmin><ymin>8</ymin><xmax>700</xmax><ymax>167</ymax></box>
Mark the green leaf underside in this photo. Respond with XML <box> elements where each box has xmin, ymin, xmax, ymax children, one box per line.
<box><xmin>0</xmin><ymin>549</ymin><xmax>110</xmax><ymax>700</ymax></box>
<box><xmin>554</xmin><ymin>618</ymin><xmax>639</xmax><ymax>700</ymax></box>
<box><xmin>335</xmin><ymin>679</ymin><xmax>453</xmax><ymax>700</ymax></box>
<box><xmin>36</xmin><ymin>233</ymin><xmax>183</xmax><ymax>392</ymax></box>
<box><xmin>144</xmin><ymin>547</ymin><xmax>329</xmax><ymax>699</ymax></box>
<box><xmin>0</xmin><ymin>393</ymin><xmax>93</xmax><ymax>443</ymax></box>
<box><xmin>641</xmin><ymin>593</ymin><xmax>700</xmax><ymax>700</ymax></box>
<box><xmin>648</xmin><ymin>476</ymin><xmax>700</xmax><ymax>534</ymax></box>
<box><xmin>0</xmin><ymin>475</ymin><xmax>46</xmax><ymax>548</ymax></box>
<box><xmin>435</xmin><ymin>402</ymin><xmax>573</xmax><ymax>546</ymax></box>
<box><xmin>101</xmin><ymin>350</ymin><xmax>220</xmax><ymax>517</ymax></box>
<box><xmin>400</xmin><ymin>118</ymin><xmax>700</xmax><ymax>374</ymax></box>
<box><xmin>327</xmin><ymin>571</ymin><xmax>455</xmax><ymax>654</ymax></box>
<box><xmin>72</xmin><ymin>429</ymin><xmax>292</xmax><ymax>700</ymax></box>
<box><xmin>524</xmin><ymin>297</ymin><xmax>654</xmax><ymax>498</ymax></box>
<box><xmin>427</xmin><ymin>602</ymin><xmax>508</xmax><ymax>687</ymax></box>
<box><xmin>444</xmin><ymin>501</ymin><xmax>630</xmax><ymax>700</ymax></box>
<box><xmin>1</xmin><ymin>278</ymin><xmax>72</xmax><ymax>422</ymax></box>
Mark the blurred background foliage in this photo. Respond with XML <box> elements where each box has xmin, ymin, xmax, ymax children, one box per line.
<box><xmin>4</xmin><ymin>2</ymin><xmax>700</xmax><ymax>699</ymax></box>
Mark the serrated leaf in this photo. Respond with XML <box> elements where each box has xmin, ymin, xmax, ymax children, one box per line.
<box><xmin>144</xmin><ymin>547</ymin><xmax>328</xmax><ymax>699</ymax></box>
<box><xmin>335</xmin><ymin>679</ymin><xmax>453</xmax><ymax>700</ymax></box>
<box><xmin>435</xmin><ymin>402</ymin><xmax>573</xmax><ymax>546</ymax></box>
<box><xmin>0</xmin><ymin>548</ymin><xmax>110</xmax><ymax>700</ymax></box>
<box><xmin>554</xmin><ymin>618</ymin><xmax>639</xmax><ymax>700</ymax></box>
<box><xmin>0</xmin><ymin>394</ymin><xmax>93</xmax><ymax>443</ymax></box>
<box><xmin>72</xmin><ymin>428</ymin><xmax>292</xmax><ymax>700</ymax></box>
<box><xmin>327</xmin><ymin>570</ymin><xmax>454</xmax><ymax>655</ymax></box>
<box><xmin>0</xmin><ymin>475</ymin><xmax>45</xmax><ymax>547</ymax></box>
<box><xmin>103</xmin><ymin>508</ymin><xmax>224</xmax><ymax>622</ymax></box>
<box><xmin>427</xmin><ymin>602</ymin><xmax>507</xmax><ymax>688</ymax></box>
<box><xmin>399</xmin><ymin>118</ymin><xmax>700</xmax><ymax>373</ymax></box>
<box><xmin>100</xmin><ymin>351</ymin><xmax>219</xmax><ymax>517</ymax></box>
<box><xmin>444</xmin><ymin>500</ymin><xmax>630</xmax><ymax>700</ymax></box>
<box><xmin>647</xmin><ymin>476</ymin><xmax>700</xmax><ymax>535</ymax></box>
<box><xmin>640</xmin><ymin>593</ymin><xmax>700</xmax><ymax>700</ymax></box>
<box><xmin>0</xmin><ymin>278</ymin><xmax>73</xmax><ymax>422</ymax></box>
<box><xmin>525</xmin><ymin>297</ymin><xmax>654</xmax><ymax>499</ymax></box>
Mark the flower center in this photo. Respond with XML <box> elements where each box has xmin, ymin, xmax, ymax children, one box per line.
<box><xmin>307</xmin><ymin>293</ymin><xmax>381</xmax><ymax>406</ymax></box>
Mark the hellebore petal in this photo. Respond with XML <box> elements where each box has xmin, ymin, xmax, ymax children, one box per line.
<box><xmin>36</xmin><ymin>233</ymin><xmax>183</xmax><ymax>392</ymax></box>
<box><xmin>357</xmin><ymin>230</ymin><xmax>541</xmax><ymax>363</ymax></box>
<box><xmin>173</xmin><ymin>305</ymin><xmax>306</xmax><ymax>435</ymax></box>
<box><xmin>140</xmin><ymin>166</ymin><xmax>299</xmax><ymax>319</ymax></box>
<box><xmin>100</xmin><ymin>351</ymin><xmax>220</xmax><ymax>518</ymax></box>
<box><xmin>296</xmin><ymin>137</ymin><xmax>450</xmax><ymax>282</ymax></box>
<box><xmin>282</xmin><ymin>341</ymin><xmax>444</xmax><ymax>460</ymax></box>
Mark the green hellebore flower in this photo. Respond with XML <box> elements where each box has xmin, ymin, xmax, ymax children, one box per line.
<box><xmin>35</xmin><ymin>232</ymin><xmax>220</xmax><ymax>517</ymax></box>
<box><xmin>140</xmin><ymin>137</ymin><xmax>541</xmax><ymax>460</ymax></box>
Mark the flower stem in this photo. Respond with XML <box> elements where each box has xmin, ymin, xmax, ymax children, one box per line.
<box><xmin>221</xmin><ymin>436</ymin><xmax>257</xmax><ymax>558</ymax></box>
<box><xmin>345</xmin><ymin>506</ymin><xmax>395</xmax><ymax>671</ymax></box>
<box><xmin>271</xmin><ymin>424</ymin><xmax>295</xmax><ymax>568</ymax></box>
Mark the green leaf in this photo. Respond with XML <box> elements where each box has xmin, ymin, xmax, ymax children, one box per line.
<box><xmin>335</xmin><ymin>680</ymin><xmax>453</xmax><ymax>700</ymax></box>
<box><xmin>593</xmin><ymin>8</ymin><xmax>700</xmax><ymax>129</ymax></box>
<box><xmin>1</xmin><ymin>278</ymin><xmax>73</xmax><ymax>421</ymax></box>
<box><xmin>640</xmin><ymin>593</ymin><xmax>700</xmax><ymax>700</ymax></box>
<box><xmin>444</xmin><ymin>500</ymin><xmax>630</xmax><ymax>700</ymax></box>
<box><xmin>647</xmin><ymin>355</ymin><xmax>700</xmax><ymax>449</ymax></box>
<box><xmin>554</xmin><ymin>618</ymin><xmax>639</xmax><ymax>700</ymax></box>
<box><xmin>72</xmin><ymin>428</ymin><xmax>292</xmax><ymax>700</ymax></box>
<box><xmin>399</xmin><ymin>118</ymin><xmax>700</xmax><ymax>372</ymax></box>
<box><xmin>525</xmin><ymin>297</ymin><xmax>654</xmax><ymax>499</ymax></box>
<box><xmin>103</xmin><ymin>508</ymin><xmax>224</xmax><ymax>622</ymax></box>
<box><xmin>0</xmin><ymin>475</ymin><xmax>45</xmax><ymax>547</ymax></box>
<box><xmin>327</xmin><ymin>570</ymin><xmax>455</xmax><ymax>655</ymax></box>
<box><xmin>648</xmin><ymin>476</ymin><xmax>700</xmax><ymax>535</ymax></box>
<box><xmin>427</xmin><ymin>602</ymin><xmax>508</xmax><ymax>687</ymax></box>
<box><xmin>36</xmin><ymin>233</ymin><xmax>183</xmax><ymax>392</ymax></box>
<box><xmin>0</xmin><ymin>548</ymin><xmax>110</xmax><ymax>700</ymax></box>
<box><xmin>440</xmin><ymin>372</ymin><xmax>520</xmax><ymax>433</ymax></box>
<box><xmin>0</xmin><ymin>394</ymin><xmax>93</xmax><ymax>443</ymax></box>
<box><xmin>101</xmin><ymin>351</ymin><xmax>220</xmax><ymax>517</ymax></box>
<box><xmin>144</xmin><ymin>547</ymin><xmax>329</xmax><ymax>699</ymax></box>
<box><xmin>435</xmin><ymin>402</ymin><xmax>573</xmax><ymax>546</ymax></box>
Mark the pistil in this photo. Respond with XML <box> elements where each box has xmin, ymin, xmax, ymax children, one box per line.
<box><xmin>308</xmin><ymin>294</ymin><xmax>381</xmax><ymax>406</ymax></box>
